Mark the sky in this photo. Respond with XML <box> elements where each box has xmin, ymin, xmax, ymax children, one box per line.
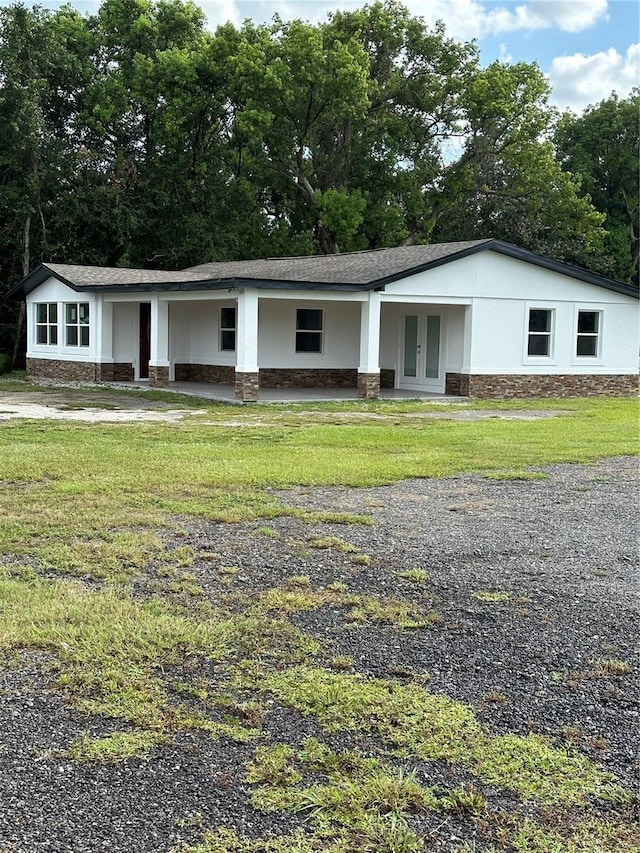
<box><xmin>43</xmin><ymin>0</ymin><xmax>639</xmax><ymax>114</ymax></box>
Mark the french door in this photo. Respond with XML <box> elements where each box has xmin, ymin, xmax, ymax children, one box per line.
<box><xmin>400</xmin><ymin>312</ymin><xmax>443</xmax><ymax>392</ymax></box>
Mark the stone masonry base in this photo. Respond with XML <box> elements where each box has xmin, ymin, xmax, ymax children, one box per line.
<box><xmin>27</xmin><ymin>358</ymin><xmax>134</xmax><ymax>382</ymax></box>
<box><xmin>235</xmin><ymin>371</ymin><xmax>259</xmax><ymax>402</ymax></box>
<box><xmin>357</xmin><ymin>372</ymin><xmax>381</xmax><ymax>399</ymax></box>
<box><xmin>148</xmin><ymin>366</ymin><xmax>169</xmax><ymax>387</ymax></box>
<box><xmin>175</xmin><ymin>363</ymin><xmax>235</xmax><ymax>383</ymax></box>
<box><xmin>445</xmin><ymin>372</ymin><xmax>638</xmax><ymax>398</ymax></box>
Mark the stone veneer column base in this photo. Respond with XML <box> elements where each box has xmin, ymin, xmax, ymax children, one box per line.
<box><xmin>148</xmin><ymin>366</ymin><xmax>170</xmax><ymax>387</ymax></box>
<box><xmin>357</xmin><ymin>372</ymin><xmax>380</xmax><ymax>399</ymax></box>
<box><xmin>235</xmin><ymin>371</ymin><xmax>260</xmax><ymax>402</ymax></box>
<box><xmin>445</xmin><ymin>372</ymin><xmax>638</xmax><ymax>399</ymax></box>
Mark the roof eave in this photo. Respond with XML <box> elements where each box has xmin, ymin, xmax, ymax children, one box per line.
<box><xmin>6</xmin><ymin>264</ymin><xmax>82</xmax><ymax>298</ymax></box>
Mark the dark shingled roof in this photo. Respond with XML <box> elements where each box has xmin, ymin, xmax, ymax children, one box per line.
<box><xmin>41</xmin><ymin>240</ymin><xmax>490</xmax><ymax>289</ymax></box>
<box><xmin>8</xmin><ymin>239</ymin><xmax>639</xmax><ymax>298</ymax></box>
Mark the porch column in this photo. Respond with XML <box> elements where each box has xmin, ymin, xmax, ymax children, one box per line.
<box><xmin>149</xmin><ymin>296</ymin><xmax>170</xmax><ymax>386</ymax></box>
<box><xmin>235</xmin><ymin>289</ymin><xmax>259</xmax><ymax>402</ymax></box>
<box><xmin>358</xmin><ymin>291</ymin><xmax>381</xmax><ymax>399</ymax></box>
<box><xmin>94</xmin><ymin>298</ymin><xmax>114</xmax><ymax>381</ymax></box>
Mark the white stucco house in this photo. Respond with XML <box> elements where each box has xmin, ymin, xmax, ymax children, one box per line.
<box><xmin>9</xmin><ymin>239</ymin><xmax>639</xmax><ymax>401</ymax></box>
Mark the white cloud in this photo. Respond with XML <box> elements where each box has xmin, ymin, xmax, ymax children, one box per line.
<box><xmin>199</xmin><ymin>0</ymin><xmax>241</xmax><ymax>28</ymax></box>
<box><xmin>407</xmin><ymin>0</ymin><xmax>608</xmax><ymax>41</ymax></box>
<box><xmin>198</xmin><ymin>1</ymin><xmax>610</xmax><ymax>38</ymax></box>
<box><xmin>548</xmin><ymin>43</ymin><xmax>639</xmax><ymax>112</ymax></box>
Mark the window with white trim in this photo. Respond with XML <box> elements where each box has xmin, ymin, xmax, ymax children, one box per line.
<box><xmin>220</xmin><ymin>306</ymin><xmax>236</xmax><ymax>351</ymax></box>
<box><xmin>576</xmin><ymin>310</ymin><xmax>601</xmax><ymax>357</ymax></box>
<box><xmin>296</xmin><ymin>308</ymin><xmax>323</xmax><ymax>353</ymax></box>
<box><xmin>527</xmin><ymin>308</ymin><xmax>553</xmax><ymax>357</ymax></box>
<box><xmin>35</xmin><ymin>303</ymin><xmax>58</xmax><ymax>345</ymax></box>
<box><xmin>65</xmin><ymin>303</ymin><xmax>90</xmax><ymax>347</ymax></box>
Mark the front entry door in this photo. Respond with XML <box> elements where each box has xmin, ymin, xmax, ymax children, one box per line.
<box><xmin>139</xmin><ymin>303</ymin><xmax>151</xmax><ymax>379</ymax></box>
<box><xmin>400</xmin><ymin>312</ymin><xmax>443</xmax><ymax>392</ymax></box>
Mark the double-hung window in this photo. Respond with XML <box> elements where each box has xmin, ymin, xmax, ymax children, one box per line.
<box><xmin>220</xmin><ymin>306</ymin><xmax>236</xmax><ymax>351</ymax></box>
<box><xmin>527</xmin><ymin>308</ymin><xmax>553</xmax><ymax>357</ymax></box>
<box><xmin>35</xmin><ymin>303</ymin><xmax>58</xmax><ymax>345</ymax></box>
<box><xmin>65</xmin><ymin>303</ymin><xmax>90</xmax><ymax>347</ymax></box>
<box><xmin>576</xmin><ymin>310</ymin><xmax>601</xmax><ymax>358</ymax></box>
<box><xmin>295</xmin><ymin>308</ymin><xmax>323</xmax><ymax>353</ymax></box>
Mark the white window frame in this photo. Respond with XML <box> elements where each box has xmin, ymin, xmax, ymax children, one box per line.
<box><xmin>219</xmin><ymin>305</ymin><xmax>236</xmax><ymax>352</ymax></box>
<box><xmin>295</xmin><ymin>307</ymin><xmax>323</xmax><ymax>354</ymax></box>
<box><xmin>574</xmin><ymin>308</ymin><xmax>603</xmax><ymax>361</ymax></box>
<box><xmin>524</xmin><ymin>305</ymin><xmax>555</xmax><ymax>362</ymax></box>
<box><xmin>35</xmin><ymin>302</ymin><xmax>58</xmax><ymax>346</ymax></box>
<box><xmin>65</xmin><ymin>302</ymin><xmax>90</xmax><ymax>348</ymax></box>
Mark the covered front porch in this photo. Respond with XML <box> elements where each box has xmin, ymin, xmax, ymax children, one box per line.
<box><xmin>106</xmin><ymin>289</ymin><xmax>472</xmax><ymax>402</ymax></box>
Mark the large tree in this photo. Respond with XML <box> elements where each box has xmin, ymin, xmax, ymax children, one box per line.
<box><xmin>432</xmin><ymin>61</ymin><xmax>606</xmax><ymax>268</ymax></box>
<box><xmin>554</xmin><ymin>90</ymin><xmax>639</xmax><ymax>285</ymax></box>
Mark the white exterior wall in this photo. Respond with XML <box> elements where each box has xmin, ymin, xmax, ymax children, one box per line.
<box><xmin>382</xmin><ymin>252</ymin><xmax>639</xmax><ymax>374</ymax></box>
<box><xmin>169</xmin><ymin>300</ymin><xmax>237</xmax><ymax>367</ymax></box>
<box><xmin>112</xmin><ymin>302</ymin><xmax>137</xmax><ymax>363</ymax></box>
<box><xmin>258</xmin><ymin>298</ymin><xmax>361</xmax><ymax>368</ymax></box>
<box><xmin>26</xmin><ymin>277</ymin><xmax>99</xmax><ymax>362</ymax></box>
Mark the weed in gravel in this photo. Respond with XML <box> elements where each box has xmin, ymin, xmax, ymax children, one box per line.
<box><xmin>473</xmin><ymin>590</ymin><xmax>512</xmax><ymax>603</ymax></box>
<box><xmin>438</xmin><ymin>783</ymin><xmax>487</xmax><ymax>815</ymax></box>
<box><xmin>65</xmin><ymin>730</ymin><xmax>169</xmax><ymax>762</ymax></box>
<box><xmin>174</xmin><ymin>827</ymin><xmax>318</xmax><ymax>852</ymax></box>
<box><xmin>255</xmin><ymin>526</ymin><xmax>279</xmax><ymax>538</ymax></box>
<box><xmin>396</xmin><ymin>568</ymin><xmax>428</xmax><ymax>582</ymax></box>
<box><xmin>253</xmin><ymin>584</ymin><xmax>437</xmax><ymax>631</ymax></box>
<box><xmin>261</xmin><ymin>667</ymin><xmax>629</xmax><ymax>806</ymax></box>
<box><xmin>484</xmin><ymin>691</ymin><xmax>509</xmax><ymax>704</ymax></box>
<box><xmin>590</xmin><ymin>658</ymin><xmax>631</xmax><ymax>676</ymax></box>
<box><xmin>247</xmin><ymin>738</ymin><xmax>437</xmax><ymax>847</ymax></box>
<box><xmin>307</xmin><ymin>535</ymin><xmax>359</xmax><ymax>553</ymax></box>
<box><xmin>492</xmin><ymin>810</ymin><xmax>640</xmax><ymax>853</ymax></box>
<box><xmin>329</xmin><ymin>655</ymin><xmax>354</xmax><ymax>671</ymax></box>
<box><xmin>287</xmin><ymin>575</ymin><xmax>311</xmax><ymax>587</ymax></box>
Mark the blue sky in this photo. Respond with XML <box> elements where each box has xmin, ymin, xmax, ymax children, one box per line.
<box><xmin>40</xmin><ymin>0</ymin><xmax>639</xmax><ymax>113</ymax></box>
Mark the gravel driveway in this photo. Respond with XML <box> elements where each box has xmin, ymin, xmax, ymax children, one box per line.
<box><xmin>0</xmin><ymin>455</ymin><xmax>638</xmax><ymax>851</ymax></box>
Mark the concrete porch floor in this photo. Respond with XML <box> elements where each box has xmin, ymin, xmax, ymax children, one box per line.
<box><xmin>116</xmin><ymin>380</ymin><xmax>462</xmax><ymax>404</ymax></box>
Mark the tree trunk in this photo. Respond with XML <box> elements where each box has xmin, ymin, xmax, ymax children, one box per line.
<box><xmin>11</xmin><ymin>214</ymin><xmax>31</xmax><ymax>366</ymax></box>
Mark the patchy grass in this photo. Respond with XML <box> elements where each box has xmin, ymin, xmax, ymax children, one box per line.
<box><xmin>260</xmin><ymin>667</ymin><xmax>627</xmax><ymax>807</ymax></box>
<box><xmin>0</xmin><ymin>393</ymin><xmax>637</xmax><ymax>851</ymax></box>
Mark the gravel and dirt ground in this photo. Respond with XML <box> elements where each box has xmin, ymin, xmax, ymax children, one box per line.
<box><xmin>1</xmin><ymin>447</ymin><xmax>638</xmax><ymax>851</ymax></box>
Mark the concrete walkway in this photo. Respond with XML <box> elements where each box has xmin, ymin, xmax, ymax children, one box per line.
<box><xmin>114</xmin><ymin>380</ymin><xmax>462</xmax><ymax>404</ymax></box>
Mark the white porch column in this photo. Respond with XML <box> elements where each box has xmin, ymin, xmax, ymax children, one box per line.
<box><xmin>94</xmin><ymin>298</ymin><xmax>113</xmax><ymax>381</ymax></box>
<box><xmin>149</xmin><ymin>295</ymin><xmax>170</xmax><ymax>386</ymax></box>
<box><xmin>358</xmin><ymin>291</ymin><xmax>381</xmax><ymax>398</ymax></box>
<box><xmin>235</xmin><ymin>288</ymin><xmax>260</xmax><ymax>401</ymax></box>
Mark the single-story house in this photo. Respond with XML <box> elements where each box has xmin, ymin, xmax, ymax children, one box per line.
<box><xmin>9</xmin><ymin>238</ymin><xmax>639</xmax><ymax>401</ymax></box>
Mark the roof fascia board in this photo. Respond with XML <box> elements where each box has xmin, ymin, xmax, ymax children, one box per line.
<box><xmin>7</xmin><ymin>264</ymin><xmax>81</xmax><ymax>298</ymax></box>
<box><xmin>73</xmin><ymin>278</ymin><xmax>371</xmax><ymax>294</ymax></box>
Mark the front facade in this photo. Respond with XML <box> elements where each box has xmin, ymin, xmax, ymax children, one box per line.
<box><xmin>13</xmin><ymin>240</ymin><xmax>639</xmax><ymax>401</ymax></box>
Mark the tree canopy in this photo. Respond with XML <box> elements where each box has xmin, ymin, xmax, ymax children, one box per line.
<box><xmin>0</xmin><ymin>0</ymin><xmax>637</xmax><ymax>358</ymax></box>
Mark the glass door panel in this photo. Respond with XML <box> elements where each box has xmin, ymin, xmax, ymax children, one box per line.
<box><xmin>425</xmin><ymin>315</ymin><xmax>441</xmax><ymax>379</ymax></box>
<box><xmin>403</xmin><ymin>315</ymin><xmax>418</xmax><ymax>377</ymax></box>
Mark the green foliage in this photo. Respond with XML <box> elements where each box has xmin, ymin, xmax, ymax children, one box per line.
<box><xmin>555</xmin><ymin>90</ymin><xmax>640</xmax><ymax>284</ymax></box>
<box><xmin>432</xmin><ymin>61</ymin><xmax>607</xmax><ymax>267</ymax></box>
<box><xmin>0</xmin><ymin>354</ymin><xmax>12</xmax><ymax>374</ymax></box>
